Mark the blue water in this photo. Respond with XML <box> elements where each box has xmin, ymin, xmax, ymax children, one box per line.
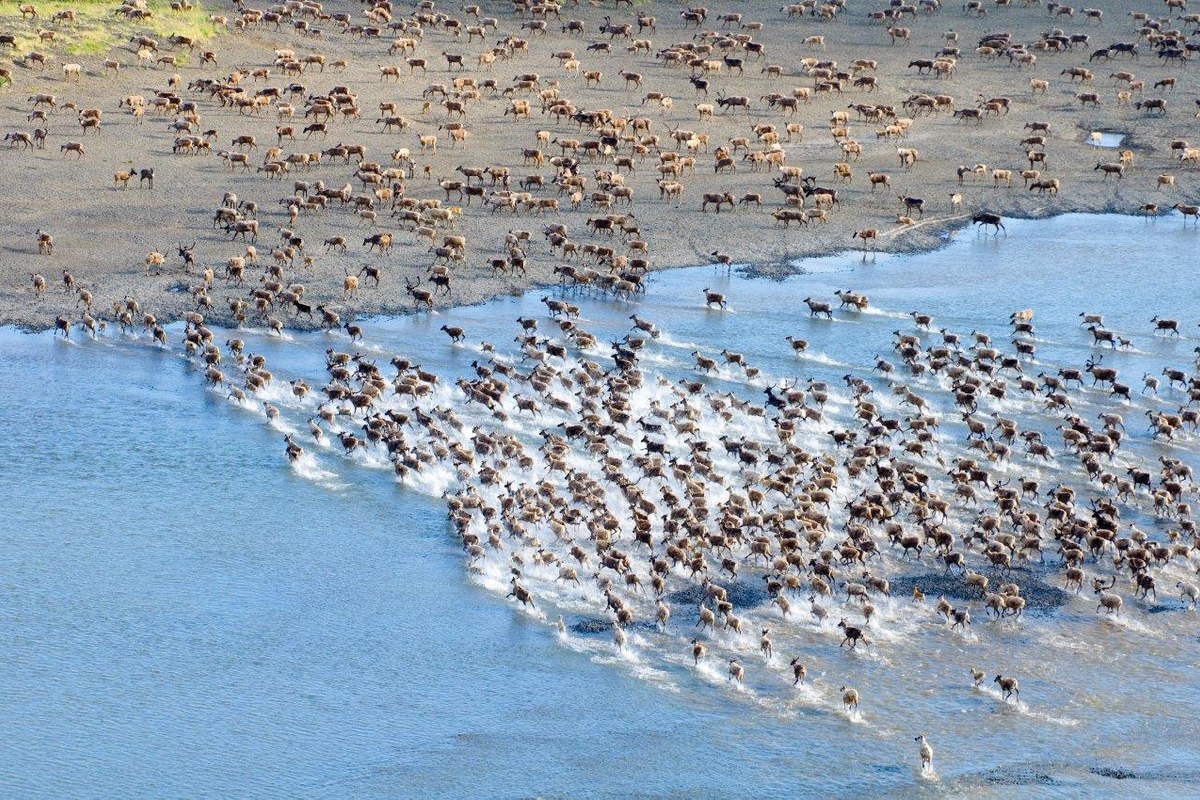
<box><xmin>1086</xmin><ymin>132</ymin><xmax>1125</xmax><ymax>148</ymax></box>
<box><xmin>1</xmin><ymin>214</ymin><xmax>1198</xmax><ymax>797</ymax></box>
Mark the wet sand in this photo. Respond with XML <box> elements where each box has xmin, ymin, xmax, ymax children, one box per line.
<box><xmin>0</xmin><ymin>0</ymin><xmax>1196</xmax><ymax>330</ymax></box>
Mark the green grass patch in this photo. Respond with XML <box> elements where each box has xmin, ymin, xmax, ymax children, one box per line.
<box><xmin>65</xmin><ymin>37</ymin><xmax>110</xmax><ymax>56</ymax></box>
<box><xmin>1</xmin><ymin>0</ymin><xmax>217</xmax><ymax>64</ymax></box>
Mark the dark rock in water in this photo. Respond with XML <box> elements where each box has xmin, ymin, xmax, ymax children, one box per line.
<box><xmin>571</xmin><ymin>617</ymin><xmax>612</xmax><ymax>634</ymax></box>
<box><xmin>1124</xmin><ymin>767</ymin><xmax>1200</xmax><ymax>783</ymax></box>
<box><xmin>572</xmin><ymin>580</ymin><xmax>771</xmax><ymax>634</ymax></box>
<box><xmin>977</xmin><ymin>762</ymin><xmax>1198</xmax><ymax>787</ymax></box>
<box><xmin>979</xmin><ymin>767</ymin><xmax>1059</xmax><ymax>787</ymax></box>
<box><xmin>569</xmin><ymin>617</ymin><xmax>658</xmax><ymax>635</ymax></box>
<box><xmin>888</xmin><ymin>567</ymin><xmax>1071</xmax><ymax>614</ymax></box>
<box><xmin>666</xmin><ymin>579</ymin><xmax>771</xmax><ymax>612</ymax></box>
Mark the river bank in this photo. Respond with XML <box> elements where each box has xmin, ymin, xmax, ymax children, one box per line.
<box><xmin>1</xmin><ymin>0</ymin><xmax>1197</xmax><ymax>331</ymax></box>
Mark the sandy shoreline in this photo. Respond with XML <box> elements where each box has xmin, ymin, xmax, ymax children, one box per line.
<box><xmin>1</xmin><ymin>0</ymin><xmax>1197</xmax><ymax>332</ymax></box>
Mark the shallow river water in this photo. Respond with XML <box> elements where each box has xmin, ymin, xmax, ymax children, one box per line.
<box><xmin>1</xmin><ymin>213</ymin><xmax>1198</xmax><ymax>798</ymax></box>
